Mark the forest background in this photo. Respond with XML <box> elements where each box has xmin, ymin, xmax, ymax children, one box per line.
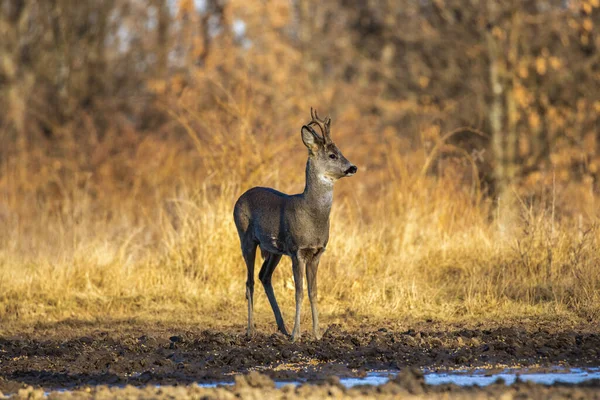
<box><xmin>0</xmin><ymin>0</ymin><xmax>599</xmax><ymax>327</ymax></box>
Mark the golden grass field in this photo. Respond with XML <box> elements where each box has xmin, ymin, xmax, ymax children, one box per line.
<box><xmin>1</xmin><ymin>97</ymin><xmax>599</xmax><ymax>331</ymax></box>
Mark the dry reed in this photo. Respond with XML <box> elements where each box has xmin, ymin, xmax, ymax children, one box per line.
<box><xmin>0</xmin><ymin>95</ymin><xmax>598</xmax><ymax>329</ymax></box>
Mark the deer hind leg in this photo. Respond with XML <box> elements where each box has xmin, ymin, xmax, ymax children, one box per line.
<box><xmin>306</xmin><ymin>249</ymin><xmax>324</xmax><ymax>340</ymax></box>
<box><xmin>259</xmin><ymin>252</ymin><xmax>288</xmax><ymax>336</ymax></box>
<box><xmin>241</xmin><ymin>240</ymin><xmax>258</xmax><ymax>337</ymax></box>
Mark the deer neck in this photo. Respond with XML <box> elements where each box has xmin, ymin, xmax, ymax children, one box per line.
<box><xmin>302</xmin><ymin>158</ymin><xmax>334</xmax><ymax>215</ymax></box>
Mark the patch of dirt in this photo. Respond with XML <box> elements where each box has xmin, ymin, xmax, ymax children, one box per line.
<box><xmin>9</xmin><ymin>370</ymin><xmax>600</xmax><ymax>399</ymax></box>
<box><xmin>0</xmin><ymin>320</ymin><xmax>599</xmax><ymax>394</ymax></box>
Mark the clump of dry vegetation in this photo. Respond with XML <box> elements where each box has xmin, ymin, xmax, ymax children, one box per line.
<box><xmin>0</xmin><ymin>0</ymin><xmax>599</xmax><ymax>327</ymax></box>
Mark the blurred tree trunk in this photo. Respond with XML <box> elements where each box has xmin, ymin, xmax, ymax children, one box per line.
<box><xmin>0</xmin><ymin>0</ymin><xmax>34</xmax><ymax>178</ymax></box>
<box><xmin>0</xmin><ymin>0</ymin><xmax>31</xmax><ymax>134</ymax></box>
<box><xmin>296</xmin><ymin>0</ymin><xmax>313</xmax><ymax>50</ymax></box>
<box><xmin>486</xmin><ymin>28</ymin><xmax>506</xmax><ymax>192</ymax></box>
<box><xmin>88</xmin><ymin>2</ymin><xmax>110</xmax><ymax>105</ymax></box>
<box><xmin>155</xmin><ymin>0</ymin><xmax>170</xmax><ymax>77</ymax></box>
<box><xmin>486</xmin><ymin>3</ymin><xmax>521</xmax><ymax>233</ymax></box>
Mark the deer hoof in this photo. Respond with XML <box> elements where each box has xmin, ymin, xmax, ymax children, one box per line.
<box><xmin>313</xmin><ymin>331</ymin><xmax>322</xmax><ymax>340</ymax></box>
<box><xmin>279</xmin><ymin>327</ymin><xmax>290</xmax><ymax>336</ymax></box>
<box><xmin>291</xmin><ymin>332</ymin><xmax>301</xmax><ymax>342</ymax></box>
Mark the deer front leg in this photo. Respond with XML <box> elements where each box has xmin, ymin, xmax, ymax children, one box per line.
<box><xmin>306</xmin><ymin>251</ymin><xmax>323</xmax><ymax>340</ymax></box>
<box><xmin>291</xmin><ymin>253</ymin><xmax>306</xmax><ymax>342</ymax></box>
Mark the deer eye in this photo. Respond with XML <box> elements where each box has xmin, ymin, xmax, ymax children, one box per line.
<box><xmin>329</xmin><ymin>154</ymin><xmax>338</xmax><ymax>160</ymax></box>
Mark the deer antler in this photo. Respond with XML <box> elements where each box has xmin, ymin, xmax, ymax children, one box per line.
<box><xmin>309</xmin><ymin>107</ymin><xmax>332</xmax><ymax>143</ymax></box>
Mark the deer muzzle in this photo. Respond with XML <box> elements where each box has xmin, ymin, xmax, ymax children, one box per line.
<box><xmin>344</xmin><ymin>165</ymin><xmax>358</xmax><ymax>176</ymax></box>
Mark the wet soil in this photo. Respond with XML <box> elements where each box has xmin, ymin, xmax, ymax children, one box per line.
<box><xmin>0</xmin><ymin>319</ymin><xmax>599</xmax><ymax>395</ymax></box>
<box><xmin>9</xmin><ymin>370</ymin><xmax>600</xmax><ymax>399</ymax></box>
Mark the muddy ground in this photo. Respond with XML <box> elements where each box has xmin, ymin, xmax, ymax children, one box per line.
<box><xmin>0</xmin><ymin>320</ymin><xmax>599</xmax><ymax>397</ymax></box>
<box><xmin>9</xmin><ymin>370</ymin><xmax>600</xmax><ymax>399</ymax></box>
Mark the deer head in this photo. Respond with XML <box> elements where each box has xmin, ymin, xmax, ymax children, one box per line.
<box><xmin>301</xmin><ymin>108</ymin><xmax>357</xmax><ymax>183</ymax></box>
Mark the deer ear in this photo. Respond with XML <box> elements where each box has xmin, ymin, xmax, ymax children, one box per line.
<box><xmin>301</xmin><ymin>125</ymin><xmax>322</xmax><ymax>152</ymax></box>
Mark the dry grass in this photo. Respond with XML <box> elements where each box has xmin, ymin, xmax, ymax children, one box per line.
<box><xmin>0</xmin><ymin>96</ymin><xmax>599</xmax><ymax>330</ymax></box>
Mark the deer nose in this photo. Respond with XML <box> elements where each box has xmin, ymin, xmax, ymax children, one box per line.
<box><xmin>345</xmin><ymin>165</ymin><xmax>357</xmax><ymax>175</ymax></box>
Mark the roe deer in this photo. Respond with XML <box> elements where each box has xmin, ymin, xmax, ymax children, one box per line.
<box><xmin>233</xmin><ymin>108</ymin><xmax>357</xmax><ymax>341</ymax></box>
